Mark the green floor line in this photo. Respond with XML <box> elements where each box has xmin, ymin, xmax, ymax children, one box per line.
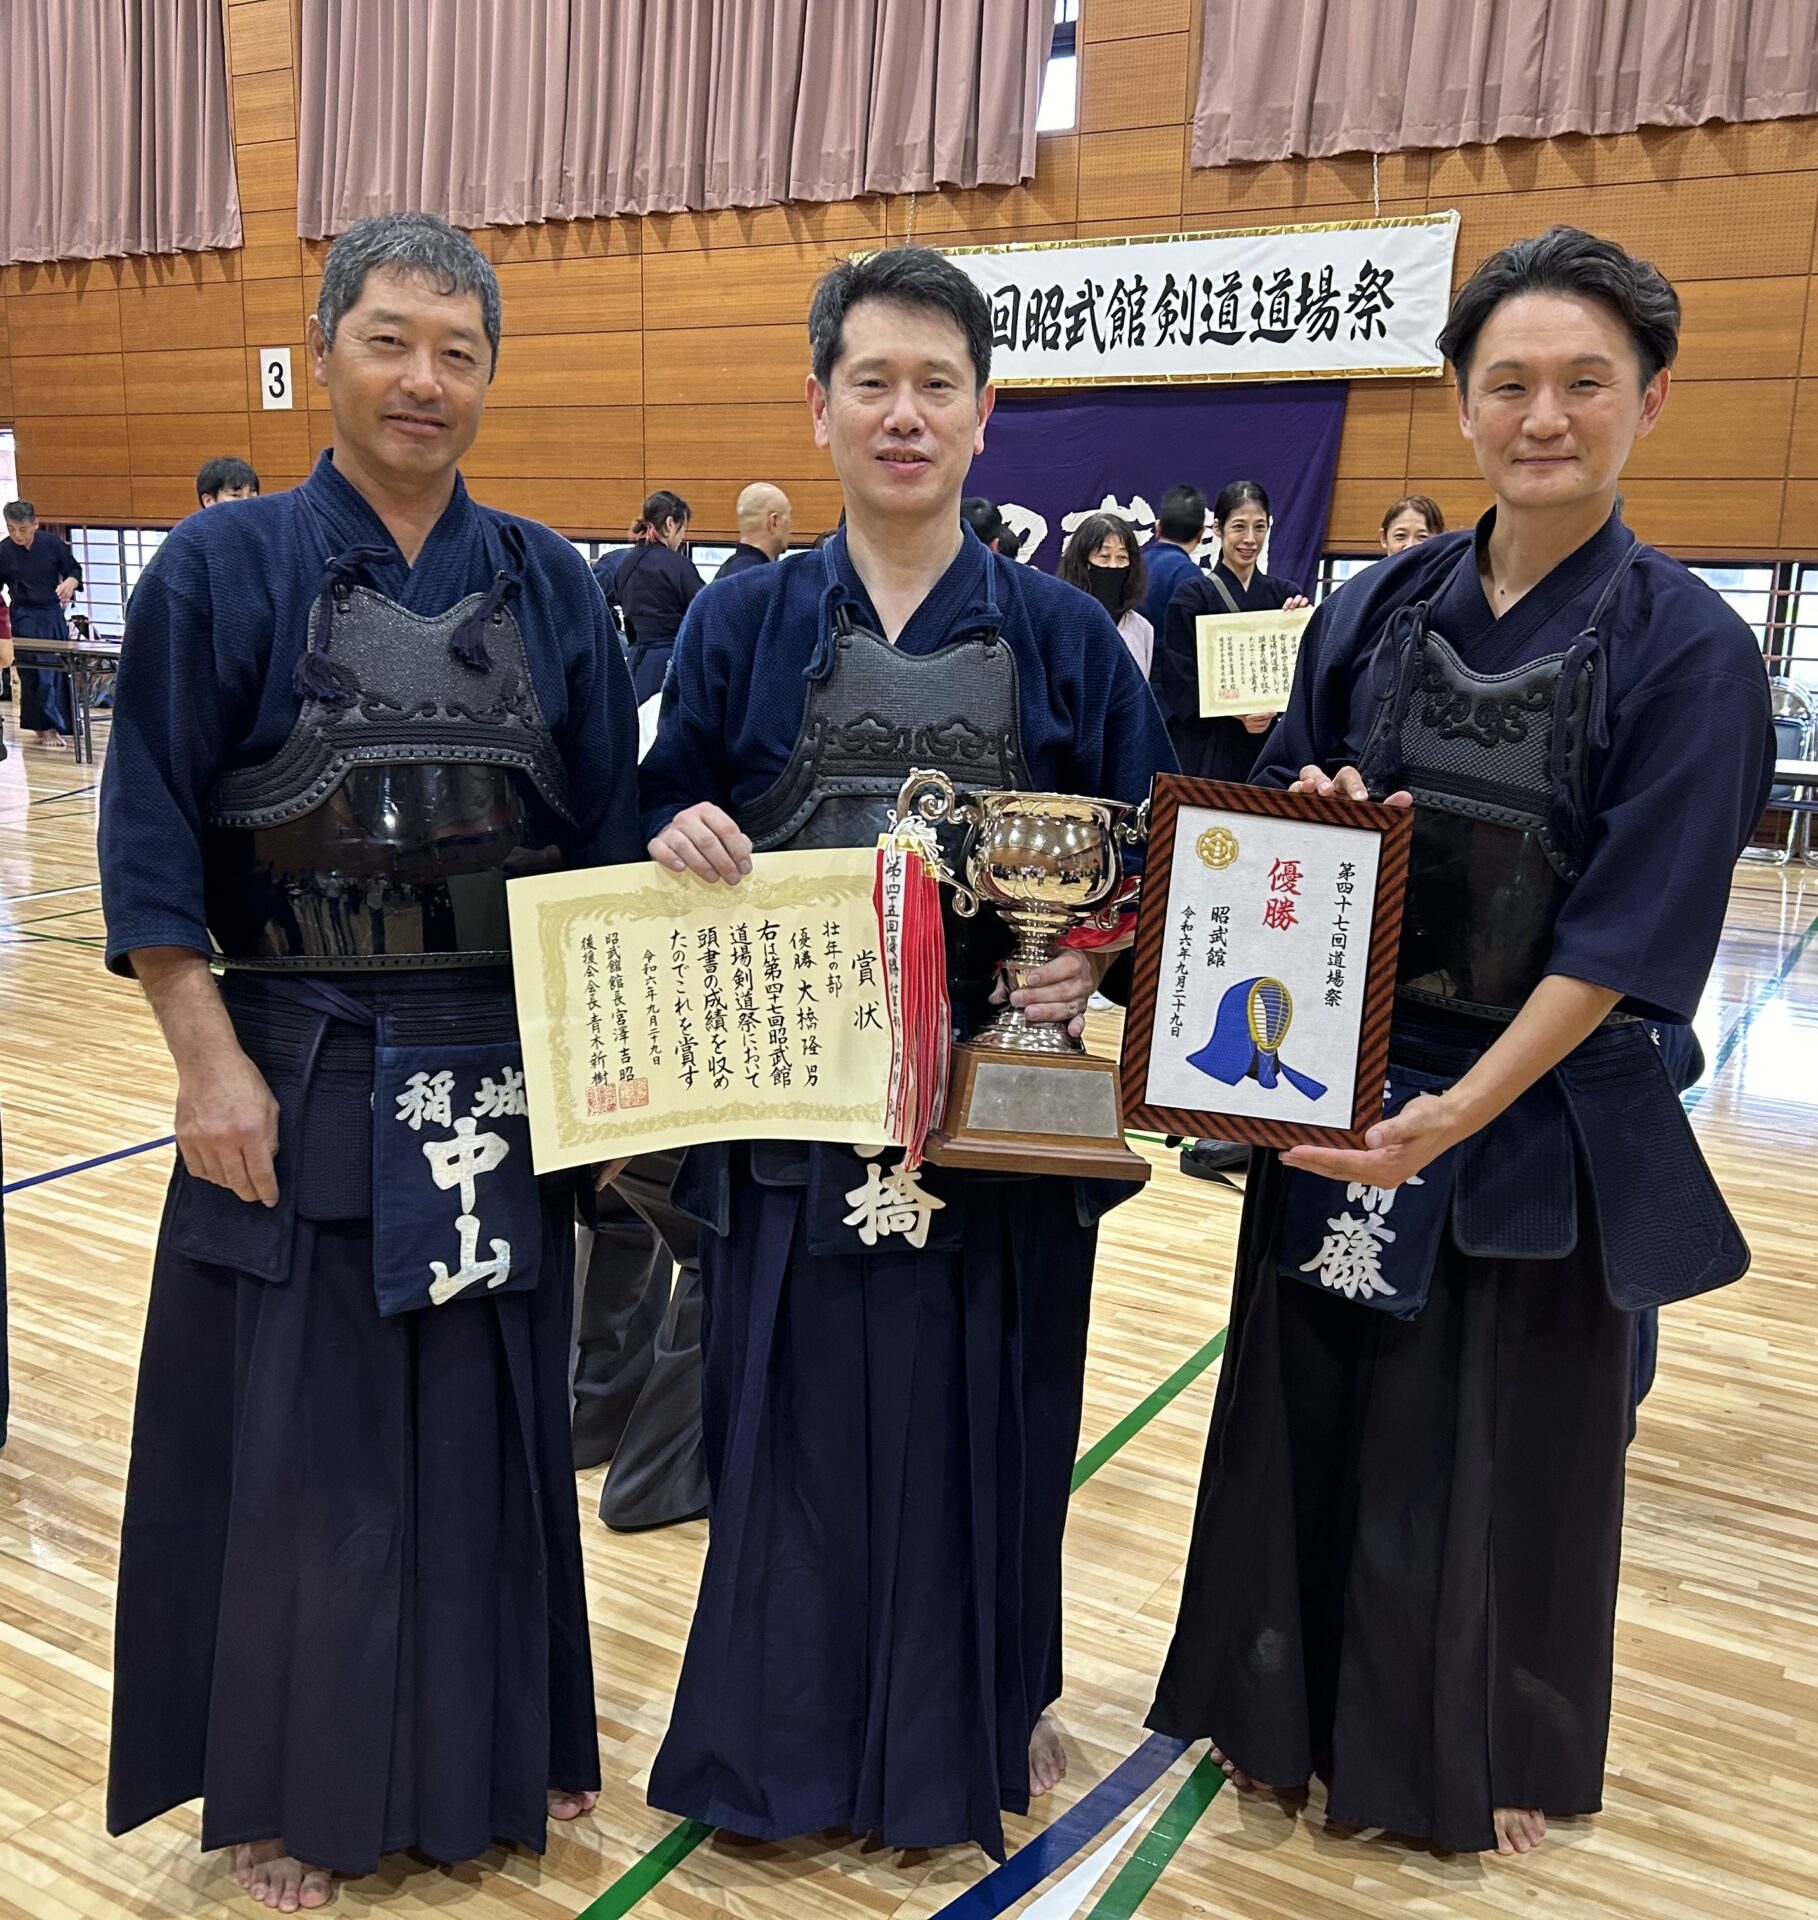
<box><xmin>1072</xmin><ymin>1327</ymin><xmax>1227</xmax><ymax>1492</ymax></box>
<box><xmin>1084</xmin><ymin>1751</ymin><xmax>1225</xmax><ymax>1919</ymax></box>
<box><xmin>574</xmin><ymin>1321</ymin><xmax>1233</xmax><ymax>1916</ymax></box>
<box><xmin>576</xmin><ymin>1818</ymin><xmax>712</xmax><ymax>1920</ymax></box>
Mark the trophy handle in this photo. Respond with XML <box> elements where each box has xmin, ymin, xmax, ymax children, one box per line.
<box><xmin>895</xmin><ymin>768</ymin><xmax>984</xmax><ymax>917</ymax></box>
<box><xmin>1115</xmin><ymin>796</ymin><xmax>1151</xmax><ymax>848</ymax></box>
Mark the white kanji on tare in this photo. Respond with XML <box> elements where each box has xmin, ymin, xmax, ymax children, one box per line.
<box><xmin>472</xmin><ymin>1065</ymin><xmax>528</xmax><ymax>1119</ymax></box>
<box><xmin>394</xmin><ymin>1070</ymin><xmax>454</xmax><ymax>1131</ymax></box>
<box><xmin>421</xmin><ymin>1117</ymin><xmax>514</xmax><ymax>1305</ymax></box>
<box><xmin>842</xmin><ymin>1146</ymin><xmax>947</xmax><ymax>1250</ymax></box>
<box><xmin>1299</xmin><ymin>1174</ymin><xmax>1425</xmax><ymax>1303</ymax></box>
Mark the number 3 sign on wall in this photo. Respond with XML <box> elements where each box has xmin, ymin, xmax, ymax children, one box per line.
<box><xmin>259</xmin><ymin>347</ymin><xmax>294</xmax><ymax>410</ymax></box>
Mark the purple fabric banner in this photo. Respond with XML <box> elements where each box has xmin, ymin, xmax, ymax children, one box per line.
<box><xmin>965</xmin><ymin>382</ymin><xmax>1349</xmax><ymax>594</ymax></box>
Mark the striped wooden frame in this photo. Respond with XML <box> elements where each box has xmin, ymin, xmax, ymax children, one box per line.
<box><xmin>1120</xmin><ymin>774</ymin><xmax>1413</xmax><ymax>1150</ymax></box>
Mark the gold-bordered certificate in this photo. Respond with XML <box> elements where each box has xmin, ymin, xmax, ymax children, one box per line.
<box><xmin>1195</xmin><ymin>605</ymin><xmax>1313</xmax><ymax>718</ymax></box>
<box><xmin>508</xmin><ymin>850</ymin><xmax>896</xmax><ymax>1172</ymax></box>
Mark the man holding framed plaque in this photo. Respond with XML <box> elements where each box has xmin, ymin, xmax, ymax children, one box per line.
<box><xmin>1147</xmin><ymin>228</ymin><xmax>1775</xmax><ymax>1859</ymax></box>
<box><xmin>637</xmin><ymin>245</ymin><xmax>1174</xmax><ymax>1859</ymax></box>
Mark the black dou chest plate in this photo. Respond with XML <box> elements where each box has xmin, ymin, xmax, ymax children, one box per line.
<box><xmin>741</xmin><ymin>620</ymin><xmax>1030</xmax><ymax>854</ymax></box>
<box><xmin>203</xmin><ymin>585</ymin><xmax>575</xmax><ymax>970</ymax></box>
<box><xmin>740</xmin><ymin>617</ymin><xmax>1032</xmax><ymax>1022</ymax></box>
<box><xmin>1365</xmin><ymin>628</ymin><xmax>1593</xmax><ymax>1019</ymax></box>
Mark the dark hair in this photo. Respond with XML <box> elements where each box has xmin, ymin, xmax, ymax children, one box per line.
<box><xmin>196</xmin><ymin>456</ymin><xmax>261</xmax><ymax>503</ymax></box>
<box><xmin>808</xmin><ymin>245</ymin><xmax>993</xmax><ymax>393</ymax></box>
<box><xmin>960</xmin><ymin>498</ymin><xmax>1025</xmax><ymax>558</ymax></box>
<box><xmin>317</xmin><ymin>211</ymin><xmax>503</xmax><ymax>372</ymax></box>
<box><xmin>1059</xmin><ymin>514</ymin><xmax>1148</xmax><ymax>620</ymax></box>
<box><xmin>1213</xmin><ymin>480</ymin><xmax>1271</xmax><ymax>525</ymax></box>
<box><xmin>1380</xmin><ymin>493</ymin><xmax>1445</xmax><ymax>537</ymax></box>
<box><xmin>640</xmin><ymin>490</ymin><xmax>691</xmax><ymax>540</ymax></box>
<box><xmin>3</xmin><ymin>500</ymin><xmax>35</xmax><ymax>524</ymax></box>
<box><xmin>1437</xmin><ymin>225</ymin><xmax>1681</xmax><ymax>391</ymax></box>
<box><xmin>1155</xmin><ymin>483</ymin><xmax>1207</xmax><ymax>545</ymax></box>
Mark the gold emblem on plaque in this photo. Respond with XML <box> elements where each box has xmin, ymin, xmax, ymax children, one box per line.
<box><xmin>1196</xmin><ymin>826</ymin><xmax>1239</xmax><ymax>870</ymax></box>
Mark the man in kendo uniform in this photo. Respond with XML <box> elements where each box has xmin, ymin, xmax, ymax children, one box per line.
<box><xmin>99</xmin><ymin>212</ymin><xmax>641</xmax><ymax>1911</ymax></box>
<box><xmin>638</xmin><ymin>246</ymin><xmax>1175</xmax><ymax>1858</ymax></box>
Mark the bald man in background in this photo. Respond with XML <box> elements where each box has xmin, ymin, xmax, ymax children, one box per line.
<box><xmin>715</xmin><ymin>482</ymin><xmax>792</xmax><ymax>576</ymax></box>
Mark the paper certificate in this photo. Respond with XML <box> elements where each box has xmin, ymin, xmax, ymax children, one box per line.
<box><xmin>1195</xmin><ymin>606</ymin><xmax>1313</xmax><ymax>718</ymax></box>
<box><xmin>1120</xmin><ymin>776</ymin><xmax>1412</xmax><ymax>1149</ymax></box>
<box><xmin>508</xmin><ymin>849</ymin><xmax>897</xmax><ymax>1172</ymax></box>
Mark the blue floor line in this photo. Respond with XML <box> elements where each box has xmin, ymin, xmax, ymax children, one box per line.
<box><xmin>928</xmin><ymin>1734</ymin><xmax>1190</xmax><ymax>1919</ymax></box>
<box><xmin>3</xmin><ymin>1134</ymin><xmax>174</xmax><ymax>1195</ymax></box>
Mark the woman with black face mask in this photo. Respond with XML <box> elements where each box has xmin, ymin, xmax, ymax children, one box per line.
<box><xmin>1059</xmin><ymin>512</ymin><xmax>1152</xmax><ymax>678</ymax></box>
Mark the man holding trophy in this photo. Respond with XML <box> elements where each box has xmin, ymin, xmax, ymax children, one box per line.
<box><xmin>638</xmin><ymin>245</ymin><xmax>1174</xmax><ymax>1858</ymax></box>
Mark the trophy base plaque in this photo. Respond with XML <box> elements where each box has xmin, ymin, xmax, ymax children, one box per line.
<box><xmin>924</xmin><ymin>1041</ymin><xmax>1152</xmax><ymax>1184</ymax></box>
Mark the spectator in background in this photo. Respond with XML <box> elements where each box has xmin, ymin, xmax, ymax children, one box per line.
<box><xmin>1060</xmin><ymin>511</ymin><xmax>1152</xmax><ymax>678</ymax></box>
<box><xmin>196</xmin><ymin>458</ymin><xmax>261</xmax><ymax>507</ymax></box>
<box><xmin>616</xmin><ymin>490</ymin><xmax>704</xmax><ymax>704</ymax></box>
<box><xmin>1155</xmin><ymin>479</ymin><xmax>1309</xmax><ymax>785</ymax></box>
<box><xmin>1137</xmin><ymin>483</ymin><xmax>1207</xmax><ymax>637</ymax></box>
<box><xmin>1380</xmin><ymin>492</ymin><xmax>1446</xmax><ymax>554</ymax></box>
<box><xmin>0</xmin><ymin>501</ymin><xmax>80</xmax><ymax>748</ymax></box>
<box><xmin>718</xmin><ymin>483</ymin><xmax>794</xmax><ymax>577</ymax></box>
<box><xmin>960</xmin><ymin>495</ymin><xmax>1022</xmax><ymax>557</ymax></box>
<box><xmin>1155</xmin><ymin>479</ymin><xmax>1309</xmax><ymax>1183</ymax></box>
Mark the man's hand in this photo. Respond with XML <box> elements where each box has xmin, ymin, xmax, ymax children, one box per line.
<box><xmin>1240</xmin><ymin>710</ymin><xmax>1279</xmax><ymax>735</ymax></box>
<box><xmin>594</xmin><ymin>1157</ymin><xmax>630</xmax><ymax>1191</ymax></box>
<box><xmin>1281</xmin><ymin>1089</ymin><xmax>1461</xmax><ymax>1190</ymax></box>
<box><xmin>1289</xmin><ymin>763</ymin><xmax>1413</xmax><ymax>808</ymax></box>
<box><xmin>649</xmin><ymin>803</ymin><xmax>752</xmax><ymax>884</ymax></box>
<box><xmin>1283</xmin><ymin>594</ymin><xmax>1311</xmax><ymax>611</ymax></box>
<box><xmin>55</xmin><ymin>577</ymin><xmax>77</xmax><ymax>607</ymax></box>
<box><xmin>993</xmin><ymin>947</ymin><xmax>1100</xmax><ymax>1040</ymax></box>
<box><xmin>175</xmin><ymin>1049</ymin><xmax>281</xmax><ymax>1206</ymax></box>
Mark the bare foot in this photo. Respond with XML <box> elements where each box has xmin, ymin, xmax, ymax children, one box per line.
<box><xmin>232</xmin><ymin>1840</ymin><xmax>335</xmax><ymax>1910</ymax></box>
<box><xmin>1210</xmin><ymin>1743</ymin><xmax>1256</xmax><ymax>1790</ymax></box>
<box><xmin>1492</xmin><ymin>1806</ymin><xmax>1546</xmax><ymax>1855</ymax></box>
<box><xmin>548</xmin><ymin>1787</ymin><xmax>599</xmax><ymax>1821</ymax></box>
<box><xmin>1028</xmin><ymin>1716</ymin><xmax>1069</xmax><ymax>1797</ymax></box>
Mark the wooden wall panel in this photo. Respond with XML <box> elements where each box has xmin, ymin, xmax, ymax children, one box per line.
<box><xmin>114</xmin><ymin>280</ymin><xmax>245</xmax><ymax>353</ymax></box>
<box><xmin>7</xmin><ymin>291</ymin><xmax>122</xmax><ymax>358</ymax></box>
<box><xmin>11</xmin><ymin>418</ymin><xmax>130</xmax><ymax>480</ymax></box>
<box><xmin>1407</xmin><ymin>379</ymin><xmax>1800</xmax><ymax>482</ymax></box>
<box><xmin>1079</xmin><ymin>31</ymin><xmax>1191</xmax><ymax>134</ymax></box>
<box><xmin>224</xmin><ymin>0</ymin><xmax>291</xmax><ymax>76</ymax></box>
<box><xmin>1790</xmin><ymin>381</ymin><xmax>1818</xmax><ymax>478</ymax></box>
<box><xmin>0</xmin><ymin>10</ymin><xmax>1812</xmax><ymax>560</ymax></box>
<box><xmin>644</xmin><ymin>404</ymin><xmax>830</xmax><ymax>482</ymax></box>
<box><xmin>230</xmin><ymin>66</ymin><xmax>295</xmax><ymax>147</ymax></box>
<box><xmin>125</xmin><ymin>413</ymin><xmax>254</xmax><ymax>477</ymax></box>
<box><xmin>1082</xmin><ymin>0</ymin><xmax>1195</xmax><ymax>42</ymax></box>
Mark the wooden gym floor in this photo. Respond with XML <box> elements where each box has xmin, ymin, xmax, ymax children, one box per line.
<box><xmin>1</xmin><ymin>713</ymin><xmax>1814</xmax><ymax>1919</ymax></box>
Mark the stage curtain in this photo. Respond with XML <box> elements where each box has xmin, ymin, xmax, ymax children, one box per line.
<box><xmin>297</xmin><ymin>0</ymin><xmax>1053</xmax><ymax>237</ymax></box>
<box><xmin>1191</xmin><ymin>0</ymin><xmax>1818</xmax><ymax>168</ymax></box>
<box><xmin>0</xmin><ymin>0</ymin><xmax>241</xmax><ymax>265</ymax></box>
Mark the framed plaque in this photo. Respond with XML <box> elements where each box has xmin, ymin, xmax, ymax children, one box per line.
<box><xmin>1195</xmin><ymin>605</ymin><xmax>1313</xmax><ymax>717</ymax></box>
<box><xmin>1121</xmin><ymin>775</ymin><xmax>1412</xmax><ymax>1149</ymax></box>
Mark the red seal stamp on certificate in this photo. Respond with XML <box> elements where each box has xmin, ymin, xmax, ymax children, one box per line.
<box><xmin>621</xmin><ymin>1078</ymin><xmax>650</xmax><ymax>1109</ymax></box>
<box><xmin>586</xmin><ymin>1083</ymin><xmax>618</xmax><ymax>1116</ymax></box>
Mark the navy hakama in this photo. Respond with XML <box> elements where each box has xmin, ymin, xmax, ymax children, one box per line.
<box><xmin>100</xmin><ymin>453</ymin><xmax>643</xmax><ymax>1874</ymax></box>
<box><xmin>1146</xmin><ymin>509</ymin><xmax>1775</xmax><ymax>1853</ymax></box>
<box><xmin>12</xmin><ymin>605</ymin><xmax>75</xmax><ymax>737</ymax></box>
<box><xmin>107</xmin><ymin>1163</ymin><xmax>596</xmax><ymax>1872</ymax></box>
<box><xmin>640</xmin><ymin>531</ymin><xmax>1176</xmax><ymax>1856</ymax></box>
<box><xmin>649</xmin><ymin>1156</ymin><xmax>1093</xmax><ymax>1857</ymax></box>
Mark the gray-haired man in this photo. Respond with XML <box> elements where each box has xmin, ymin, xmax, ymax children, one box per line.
<box><xmin>100</xmin><ymin>211</ymin><xmax>641</xmax><ymax>1908</ymax></box>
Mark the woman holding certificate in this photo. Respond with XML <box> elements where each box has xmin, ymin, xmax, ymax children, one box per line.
<box><xmin>1154</xmin><ymin>479</ymin><xmax>1310</xmax><ymax>783</ymax></box>
<box><xmin>1148</xmin><ymin>228</ymin><xmax>1775</xmax><ymax>1857</ymax></box>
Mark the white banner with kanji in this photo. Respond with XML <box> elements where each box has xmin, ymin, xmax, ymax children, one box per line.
<box><xmin>944</xmin><ymin>212</ymin><xmax>1459</xmax><ymax>387</ymax></box>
